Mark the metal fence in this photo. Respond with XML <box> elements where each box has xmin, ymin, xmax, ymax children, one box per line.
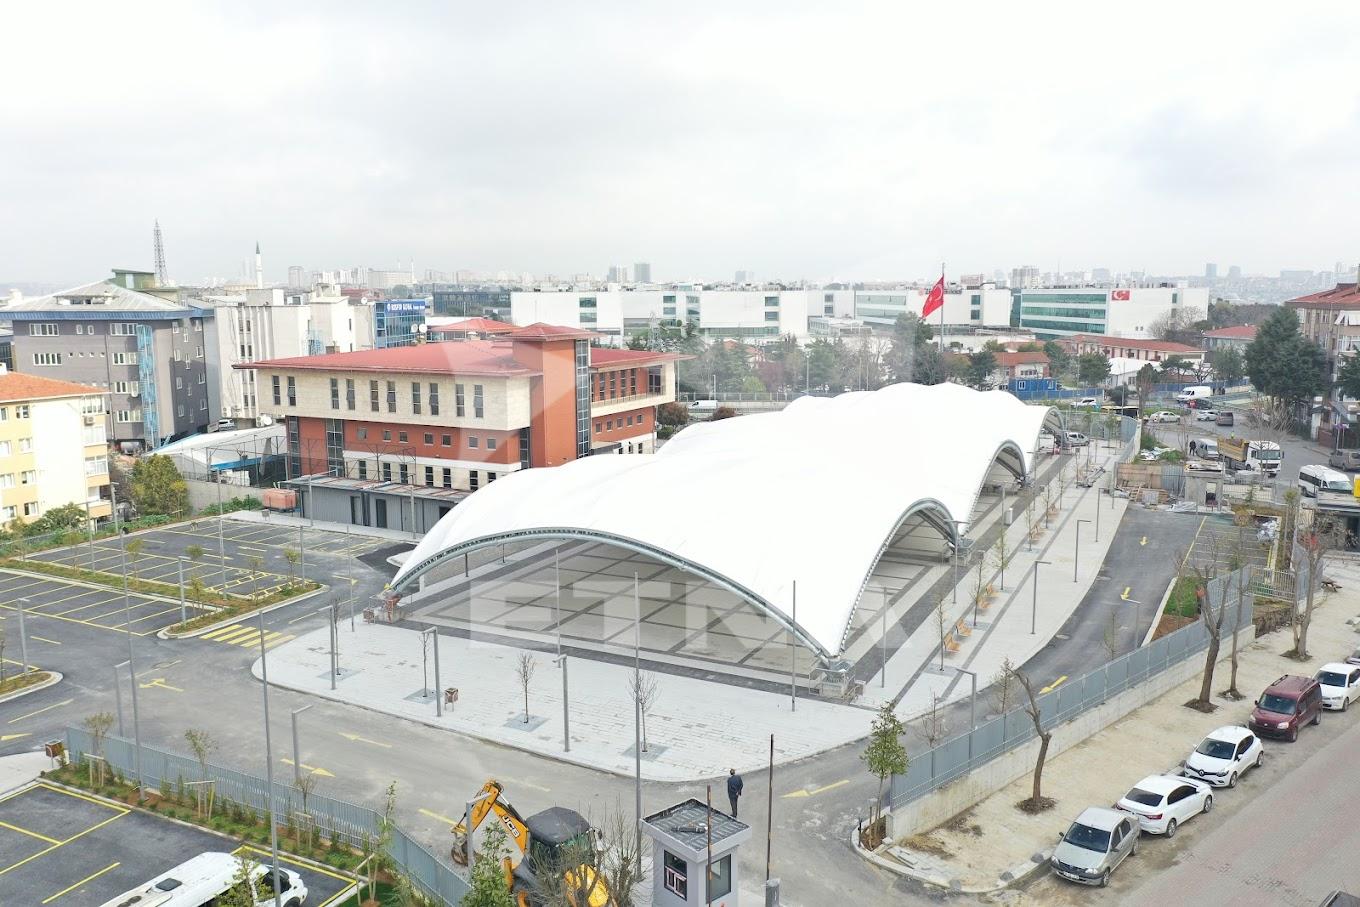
<box><xmin>888</xmin><ymin>569</ymin><xmax>1255</xmax><ymax>808</ymax></box>
<box><xmin>64</xmin><ymin>728</ymin><xmax>469</xmax><ymax>905</ymax></box>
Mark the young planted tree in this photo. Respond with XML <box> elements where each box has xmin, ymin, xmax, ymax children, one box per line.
<box><xmin>464</xmin><ymin>821</ymin><xmax>516</xmax><ymax>907</ymax></box>
<box><xmin>124</xmin><ymin>538</ymin><xmax>145</xmax><ymax>581</ymax></box>
<box><xmin>516</xmin><ymin>653</ymin><xmax>537</xmax><ymax>723</ymax></box>
<box><xmin>217</xmin><ymin>854</ymin><xmax>261</xmax><ymax>907</ymax></box>
<box><xmin>1294</xmin><ymin>527</ymin><xmax>1334</xmax><ymax>660</ymax></box>
<box><xmin>934</xmin><ymin>594</ymin><xmax>950</xmax><ymax>670</ymax></box>
<box><xmin>283</xmin><ymin>548</ymin><xmax>301</xmax><ymax>586</ymax></box>
<box><xmin>365</xmin><ymin>781</ymin><xmax>398</xmax><ymax>905</ymax></box>
<box><xmin>1008</xmin><ymin>665</ymin><xmax>1055</xmax><ymax>812</ymax></box>
<box><xmin>83</xmin><ymin>711</ymin><xmax>115</xmax><ymax>787</ymax></box>
<box><xmin>1224</xmin><ymin>531</ymin><xmax>1251</xmax><ymax>700</ymax></box>
<box><xmin>992</xmin><ymin>528</ymin><xmax>1011</xmax><ymax>591</ymax></box>
<box><xmin>183</xmin><ymin>728</ymin><xmax>216</xmax><ymax>817</ymax></box>
<box><xmin>990</xmin><ymin>657</ymin><xmax>1018</xmax><ymax>717</ymax></box>
<box><xmin>294</xmin><ymin>771</ymin><xmax>319</xmax><ymax>852</ymax></box>
<box><xmin>628</xmin><ymin>671</ymin><xmax>661</xmax><ymax>752</ymax></box>
<box><xmin>917</xmin><ymin>691</ymin><xmax>949</xmax><ymax>751</ymax></box>
<box><xmin>245</xmin><ymin>555</ymin><xmax>265</xmax><ymax>600</ymax></box>
<box><xmin>860</xmin><ymin>702</ymin><xmax>908</xmax><ymax>829</ymax></box>
<box><xmin>599</xmin><ymin>805</ymin><xmax>646</xmax><ymax>907</ymax></box>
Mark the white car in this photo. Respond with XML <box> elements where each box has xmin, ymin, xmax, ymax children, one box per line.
<box><xmin>1195</xmin><ymin>409</ymin><xmax>1219</xmax><ymax>421</ymax></box>
<box><xmin>1065</xmin><ymin>431</ymin><xmax>1090</xmax><ymax>447</ymax></box>
<box><xmin>1149</xmin><ymin>411</ymin><xmax>1181</xmax><ymax>423</ymax></box>
<box><xmin>1316</xmin><ymin>663</ymin><xmax>1360</xmax><ymax>711</ymax></box>
<box><xmin>1183</xmin><ymin>726</ymin><xmax>1264</xmax><ymax>788</ymax></box>
<box><xmin>1115</xmin><ymin>774</ymin><xmax>1213</xmax><ymax>836</ymax></box>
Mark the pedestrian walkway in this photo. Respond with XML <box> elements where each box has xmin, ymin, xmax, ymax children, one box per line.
<box><xmin>199</xmin><ymin>623</ymin><xmax>296</xmax><ymax>650</ymax></box>
<box><xmin>227</xmin><ymin>509</ymin><xmax>419</xmax><ymax>544</ymax></box>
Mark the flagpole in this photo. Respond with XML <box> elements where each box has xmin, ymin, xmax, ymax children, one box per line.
<box><xmin>938</xmin><ymin>262</ymin><xmax>945</xmax><ymax>353</ymax></box>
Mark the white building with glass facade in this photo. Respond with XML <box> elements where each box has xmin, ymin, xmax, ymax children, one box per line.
<box><xmin>1014</xmin><ymin>286</ymin><xmax>1210</xmax><ymax>340</ymax></box>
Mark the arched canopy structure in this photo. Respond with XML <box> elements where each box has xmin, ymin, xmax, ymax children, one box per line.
<box><xmin>391</xmin><ymin>383</ymin><xmax>1061</xmax><ymax>660</ymax></box>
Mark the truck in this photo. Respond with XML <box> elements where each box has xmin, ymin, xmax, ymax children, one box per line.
<box><xmin>1219</xmin><ymin>437</ymin><xmax>1282</xmax><ymax>477</ymax></box>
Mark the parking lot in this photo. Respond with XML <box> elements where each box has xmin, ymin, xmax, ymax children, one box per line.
<box><xmin>31</xmin><ymin>519</ymin><xmax>384</xmax><ymax>598</ymax></box>
<box><xmin>0</xmin><ymin>782</ymin><xmax>355</xmax><ymax>906</ymax></box>
<box><xmin>0</xmin><ymin>570</ymin><xmax>197</xmax><ymax>636</ymax></box>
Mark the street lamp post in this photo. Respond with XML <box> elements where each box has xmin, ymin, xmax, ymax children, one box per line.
<box><xmin>113</xmin><ymin>662</ymin><xmax>126</xmax><ymax>736</ymax></box>
<box><xmin>555</xmin><ymin>654</ymin><xmax>570</xmax><ymax>752</ymax></box>
<box><xmin>256</xmin><ymin>608</ymin><xmax>284</xmax><ymax>907</ymax></box>
<box><xmin>955</xmin><ymin>668</ymin><xmax>978</xmax><ymax>761</ymax></box>
<box><xmin>420</xmin><ymin>626</ymin><xmax>442</xmax><ymax>716</ymax></box>
<box><xmin>15</xmin><ymin>597</ymin><xmax>30</xmax><ymax>675</ymax></box>
<box><xmin>176</xmin><ymin>558</ymin><xmax>188</xmax><ymax>625</ymax></box>
<box><xmin>318</xmin><ymin>605</ymin><xmax>337</xmax><ymax>690</ymax></box>
<box><xmin>290</xmin><ymin>705</ymin><xmax>312</xmax><ymax>787</ymax></box>
<box><xmin>112</xmin><ymin>484</ymin><xmax>145</xmax><ymax>803</ymax></box>
<box><xmin>880</xmin><ymin>587</ymin><xmax>889</xmax><ymax>689</ymax></box>
<box><xmin>1125</xmin><ymin>598</ymin><xmax>1144</xmax><ymax>652</ymax></box>
<box><xmin>1031</xmin><ymin>560</ymin><xmax>1052</xmax><ymax>635</ymax></box>
<box><xmin>1075</xmin><ymin>519</ymin><xmax>1091</xmax><ymax>582</ymax></box>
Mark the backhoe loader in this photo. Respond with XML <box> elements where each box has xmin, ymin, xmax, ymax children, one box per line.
<box><xmin>451</xmin><ymin>779</ymin><xmax>614</xmax><ymax>907</ymax></box>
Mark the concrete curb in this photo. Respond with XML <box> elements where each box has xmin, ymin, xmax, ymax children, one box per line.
<box><xmin>0</xmin><ymin>671</ymin><xmax>63</xmax><ymax>705</ymax></box>
<box><xmin>158</xmin><ymin>585</ymin><xmax>329</xmax><ymax>640</ymax></box>
<box><xmin>0</xmin><ymin>565</ymin><xmax>184</xmax><ymax>605</ymax></box>
<box><xmin>1145</xmin><ymin>572</ymin><xmax>1179</xmax><ymax>647</ymax></box>
<box><xmin>848</xmin><ymin>816</ymin><xmax>1052</xmax><ymax>894</ymax></box>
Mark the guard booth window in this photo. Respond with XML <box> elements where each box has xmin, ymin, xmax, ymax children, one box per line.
<box><xmin>663</xmin><ymin>851</ymin><xmax>686</xmax><ymax>898</ymax></box>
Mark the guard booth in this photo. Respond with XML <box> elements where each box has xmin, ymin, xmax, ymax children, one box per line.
<box><xmin>641</xmin><ymin>798</ymin><xmax>750</xmax><ymax>907</ymax></box>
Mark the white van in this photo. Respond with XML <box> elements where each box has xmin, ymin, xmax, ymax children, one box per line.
<box><xmin>1175</xmin><ymin>385</ymin><xmax>1213</xmax><ymax>403</ymax></box>
<box><xmin>1188</xmin><ymin>438</ymin><xmax>1219</xmax><ymax>460</ymax></box>
<box><xmin>1298</xmin><ymin>464</ymin><xmax>1352</xmax><ymax>498</ymax></box>
<box><xmin>98</xmin><ymin>852</ymin><xmax>308</xmax><ymax>907</ymax></box>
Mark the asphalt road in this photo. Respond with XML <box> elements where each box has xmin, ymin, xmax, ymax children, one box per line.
<box><xmin>1019</xmin><ymin>670</ymin><xmax>1360</xmax><ymax>906</ymax></box>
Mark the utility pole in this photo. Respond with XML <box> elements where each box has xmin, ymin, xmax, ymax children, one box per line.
<box><xmin>290</xmin><ymin>705</ymin><xmax>312</xmax><ymax>787</ymax></box>
<box><xmin>1031</xmin><ymin>560</ymin><xmax>1051</xmax><ymax>635</ymax></box>
<box><xmin>633</xmin><ymin>573</ymin><xmax>642</xmax><ymax>865</ymax></box>
<box><xmin>257</xmin><ymin>608</ymin><xmax>284</xmax><ymax>907</ymax></box>
<box><xmin>113</xmin><ymin>483</ymin><xmax>145</xmax><ymax>803</ymax></box>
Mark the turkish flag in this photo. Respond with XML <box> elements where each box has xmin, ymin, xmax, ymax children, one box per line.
<box><xmin>1112</xmin><ymin>289</ymin><xmax>1131</xmax><ymax>301</ymax></box>
<box><xmin>922</xmin><ymin>276</ymin><xmax>945</xmax><ymax>318</ymax></box>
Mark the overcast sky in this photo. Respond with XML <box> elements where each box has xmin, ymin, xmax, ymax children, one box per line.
<box><xmin>4</xmin><ymin>1</ymin><xmax>1359</xmax><ymax>286</ymax></box>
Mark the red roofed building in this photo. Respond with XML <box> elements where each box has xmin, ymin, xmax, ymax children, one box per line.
<box><xmin>1058</xmin><ymin>333</ymin><xmax>1205</xmax><ymax>365</ymax></box>
<box><xmin>1285</xmin><ymin>282</ymin><xmax>1360</xmax><ymax>367</ymax></box>
<box><xmin>238</xmin><ymin>325</ymin><xmax>682</xmax><ymax>530</ymax></box>
<box><xmin>1202</xmin><ymin>324</ymin><xmax>1257</xmax><ymax>352</ymax></box>
<box><xmin>989</xmin><ymin>351</ymin><xmax>1050</xmax><ymax>384</ymax></box>
<box><xmin>424</xmin><ymin>317</ymin><xmax>517</xmax><ymax>342</ymax></box>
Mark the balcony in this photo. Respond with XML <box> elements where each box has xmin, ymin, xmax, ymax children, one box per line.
<box><xmin>589</xmin><ymin>389</ymin><xmax>671</xmax><ymax>418</ymax></box>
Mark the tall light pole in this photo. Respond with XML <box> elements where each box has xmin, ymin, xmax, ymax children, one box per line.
<box><xmin>633</xmin><ymin>572</ymin><xmax>642</xmax><ymax>865</ymax></box>
<box><xmin>215</xmin><ymin>459</ymin><xmax>227</xmax><ymax>590</ymax></box>
<box><xmin>15</xmin><ymin>597</ymin><xmax>30</xmax><ymax>675</ymax></box>
<box><xmin>319</xmin><ymin>605</ymin><xmax>338</xmax><ymax>689</ymax></box>
<box><xmin>176</xmin><ymin>558</ymin><xmax>188</xmax><ymax>624</ymax></box>
<box><xmin>112</xmin><ymin>661</ymin><xmax>126</xmax><ymax>736</ymax></box>
<box><xmin>1074</xmin><ymin>519</ymin><xmax>1091</xmax><ymax>582</ymax></box>
<box><xmin>112</xmin><ymin>484</ymin><xmax>145</xmax><ymax>803</ymax></box>
<box><xmin>955</xmin><ymin>667</ymin><xmax>978</xmax><ymax>761</ymax></box>
<box><xmin>257</xmin><ymin>608</ymin><xmax>284</xmax><ymax>907</ymax></box>
<box><xmin>880</xmin><ymin>587</ymin><xmax>889</xmax><ymax>689</ymax></box>
<box><xmin>290</xmin><ymin>705</ymin><xmax>312</xmax><ymax>787</ymax></box>
<box><xmin>790</xmin><ymin>580</ymin><xmax>797</xmax><ymax>711</ymax></box>
<box><xmin>420</xmin><ymin>626</ymin><xmax>441</xmax><ymax>716</ymax></box>
<box><xmin>1124</xmin><ymin>598</ymin><xmax>1144</xmax><ymax>652</ymax></box>
<box><xmin>555</xmin><ymin>654</ymin><xmax>570</xmax><ymax>752</ymax></box>
<box><xmin>1031</xmin><ymin>559</ymin><xmax>1052</xmax><ymax>635</ymax></box>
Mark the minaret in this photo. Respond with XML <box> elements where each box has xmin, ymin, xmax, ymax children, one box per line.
<box><xmin>254</xmin><ymin>241</ymin><xmax>264</xmax><ymax>289</ymax></box>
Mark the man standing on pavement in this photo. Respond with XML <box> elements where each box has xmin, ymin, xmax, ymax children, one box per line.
<box><xmin>727</xmin><ymin>768</ymin><xmax>743</xmax><ymax>817</ymax></box>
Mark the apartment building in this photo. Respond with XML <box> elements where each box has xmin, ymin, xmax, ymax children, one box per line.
<box><xmin>1202</xmin><ymin>324</ymin><xmax>1257</xmax><ymax>352</ymax></box>
<box><xmin>0</xmin><ymin>372</ymin><xmax>110</xmax><ymax>530</ymax></box>
<box><xmin>240</xmin><ymin>324</ymin><xmax>681</xmax><ymax>532</ymax></box>
<box><xmin>510</xmin><ymin>288</ymin><xmax>813</xmax><ymax>342</ymax></box>
<box><xmin>1058</xmin><ymin>333</ymin><xmax>1205</xmax><ymax>365</ymax></box>
<box><xmin>0</xmin><ymin>272</ymin><xmax>212</xmax><ymax>449</ymax></box>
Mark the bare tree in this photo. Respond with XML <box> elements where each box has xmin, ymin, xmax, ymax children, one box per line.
<box><xmin>124</xmin><ymin>538</ymin><xmax>145</xmax><ymax>581</ymax></box>
<box><xmin>83</xmin><ymin>711</ymin><xmax>115</xmax><ymax>787</ymax></box>
<box><xmin>283</xmin><ymin>548</ymin><xmax>301</xmax><ymax>586</ymax></box>
<box><xmin>246</xmin><ymin>555</ymin><xmax>265</xmax><ymax>601</ymax></box>
<box><xmin>598</xmin><ymin>804</ymin><xmax>646</xmax><ymax>907</ymax></box>
<box><xmin>916</xmin><ymin>690</ymin><xmax>949</xmax><ymax>749</ymax></box>
<box><xmin>992</xmin><ymin>527</ymin><xmax>1011</xmax><ymax>591</ymax></box>
<box><xmin>294</xmin><ymin>771</ymin><xmax>320</xmax><ymax>852</ymax></box>
<box><xmin>184</xmin><ymin>728</ymin><xmax>217</xmax><ymax>817</ymax></box>
<box><xmin>1102</xmin><ymin>609</ymin><xmax>1120</xmax><ymax>663</ymax></box>
<box><xmin>1042</xmin><ymin>481</ymin><xmax>1056</xmax><ymax>527</ymax></box>
<box><xmin>934</xmin><ymin>594</ymin><xmax>950</xmax><ymax>670</ymax></box>
<box><xmin>1008</xmin><ymin>665</ymin><xmax>1054</xmax><ymax>812</ymax></box>
<box><xmin>1294</xmin><ymin>526</ymin><xmax>1335</xmax><ymax>660</ymax></box>
<box><xmin>628</xmin><ymin>671</ymin><xmax>661</xmax><ymax>752</ymax></box>
<box><xmin>990</xmin><ymin>657</ymin><xmax>1018</xmax><ymax>716</ymax></box>
<box><xmin>1187</xmin><ymin>537</ymin><xmax>1229</xmax><ymax>711</ymax></box>
<box><xmin>1224</xmin><ymin>531</ymin><xmax>1251</xmax><ymax>700</ymax></box>
<box><xmin>516</xmin><ymin>653</ymin><xmax>537</xmax><ymax>723</ymax></box>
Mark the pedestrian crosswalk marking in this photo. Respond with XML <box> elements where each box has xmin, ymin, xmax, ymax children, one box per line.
<box><xmin>199</xmin><ymin>623</ymin><xmax>295</xmax><ymax>650</ymax></box>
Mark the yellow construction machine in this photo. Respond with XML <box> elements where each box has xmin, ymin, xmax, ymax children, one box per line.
<box><xmin>450</xmin><ymin>779</ymin><xmax>613</xmax><ymax>907</ymax></box>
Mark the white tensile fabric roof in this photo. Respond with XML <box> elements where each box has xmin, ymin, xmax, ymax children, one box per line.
<box><xmin>391</xmin><ymin>383</ymin><xmax>1059</xmax><ymax>658</ymax></box>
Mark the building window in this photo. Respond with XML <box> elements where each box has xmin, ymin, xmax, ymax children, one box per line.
<box><xmin>595</xmin><ymin>421</ymin><xmax>602</xmax><ymax>433</ymax></box>
<box><xmin>381</xmin><ymin>462</ymin><xmax>393</xmax><ymax>482</ymax></box>
<box><xmin>399</xmin><ymin>463</ymin><xmax>409</xmax><ymax>484</ymax></box>
<box><xmin>20</xmin><ymin>469</ymin><xmax>36</xmax><ymax>485</ymax></box>
<box><xmin>115</xmin><ymin>410</ymin><xmax>142</xmax><ymax>423</ymax></box>
<box><xmin>326</xmin><ymin>418</ymin><xmax>344</xmax><ymax>474</ymax></box>
<box><xmin>285</xmin><ymin>377</ymin><xmax>296</xmax><ymax>406</ymax></box>
<box><xmin>382</xmin><ymin>430</ymin><xmax>392</xmax><ymax>441</ymax></box>
<box><xmin>15</xmin><ymin>405</ymin><xmax>28</xmax><ymax>419</ymax></box>
<box><xmin>424</xmin><ymin>466</ymin><xmax>434</xmax><ymax>486</ymax></box>
<box><xmin>386</xmin><ymin>381</ymin><xmax>397</xmax><ymax>413</ymax></box>
<box><xmin>428</xmin><ymin>383</ymin><xmax>440</xmax><ymax>416</ymax></box>
<box><xmin>22</xmin><ymin>501</ymin><xmax>38</xmax><ymax>517</ymax></box>
<box><xmin>18</xmin><ymin>437</ymin><xmax>31</xmax><ymax>453</ymax></box>
<box><xmin>424</xmin><ymin>432</ymin><xmax>434</xmax><ymax>445</ymax></box>
<box><xmin>110</xmin><ymin>322</ymin><xmax>137</xmax><ymax>336</ymax></box>
<box><xmin>0</xmin><ymin>505</ymin><xmax>14</xmax><ymax>522</ymax></box>
<box><xmin>487</xmin><ymin>437</ymin><xmax>497</xmax><ymax>450</ymax></box>
<box><xmin>358</xmin><ymin>460</ymin><xmax>368</xmax><ymax>480</ymax></box>
<box><xmin>663</xmin><ymin>852</ymin><xmax>687</xmax><ymax>899</ymax></box>
<box><xmin>346</xmin><ymin>379</ymin><xmax>356</xmax><ymax>410</ymax></box>
<box><xmin>411</xmin><ymin>382</ymin><xmax>421</xmax><ymax>415</ymax></box>
<box><xmin>32</xmin><ymin>353</ymin><xmax>62</xmax><ymax>366</ymax></box>
<box><xmin>357</xmin><ymin>427</ymin><xmax>368</xmax><ymax>440</ymax></box>
<box><xmin>442</xmin><ymin>468</ymin><xmax>452</xmax><ymax>488</ymax></box>
<box><xmin>370</xmin><ymin>380</ymin><xmax>380</xmax><ymax>412</ymax></box>
<box><xmin>455</xmin><ymin>384</ymin><xmax>466</xmax><ymax>417</ymax></box>
<box><xmin>330</xmin><ymin>378</ymin><xmax>340</xmax><ymax>409</ymax></box>
<box><xmin>272</xmin><ymin>376</ymin><xmax>281</xmax><ymax>406</ymax></box>
<box><xmin>397</xmin><ymin>431</ymin><xmax>407</xmax><ymax>443</ymax></box>
<box><xmin>200</xmin><ymin>398</ymin><xmax>207</xmax><ymax>410</ymax></box>
<box><xmin>469</xmin><ymin>469</ymin><xmax>479</xmax><ymax>490</ymax></box>
<box><xmin>468</xmin><ymin>436</ymin><xmax>479</xmax><ymax>448</ymax></box>
<box><xmin>0</xmin><ymin>407</ymin><xmax>7</xmax><ymax>421</ymax></box>
<box><xmin>0</xmin><ymin>474</ymin><xmax>12</xmax><ymax>488</ymax></box>
<box><xmin>29</xmin><ymin>323</ymin><xmax>58</xmax><ymax>336</ymax></box>
<box><xmin>473</xmin><ymin>384</ymin><xmax>484</xmax><ymax>418</ymax></box>
<box><xmin>609</xmin><ymin>372</ymin><xmax>617</xmax><ymax>398</ymax></box>
<box><xmin>441</xmin><ymin>434</ymin><xmax>452</xmax><ymax>447</ymax></box>
<box><xmin>113</xmin><ymin>351</ymin><xmax>138</xmax><ymax>366</ymax></box>
<box><xmin>85</xmin><ymin>455</ymin><xmax>109</xmax><ymax>476</ymax></box>
<box><xmin>606</xmin><ymin>420</ymin><xmax>613</xmax><ymax>430</ymax></box>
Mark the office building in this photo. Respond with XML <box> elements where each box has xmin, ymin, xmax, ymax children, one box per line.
<box><xmin>1009</xmin><ymin>266</ymin><xmax>1041</xmax><ymax>289</ymax></box>
<box><xmin>0</xmin><ymin>372</ymin><xmax>110</xmax><ymax>529</ymax></box>
<box><xmin>239</xmin><ymin>324</ymin><xmax>681</xmax><ymax>531</ymax></box>
<box><xmin>633</xmin><ymin>262</ymin><xmax>653</xmax><ymax>284</ymax></box>
<box><xmin>1013</xmin><ymin>286</ymin><xmax>1210</xmax><ymax>340</ymax></box>
<box><xmin>855</xmin><ymin>287</ymin><xmax>1012</xmax><ymax>329</ymax></box>
<box><xmin>606</xmin><ymin>265</ymin><xmax>629</xmax><ymax>283</ymax></box>
<box><xmin>287</xmin><ymin>265</ymin><xmax>306</xmax><ymax>287</ymax></box>
<box><xmin>0</xmin><ymin>271</ymin><xmax>212</xmax><ymax>449</ymax></box>
<box><xmin>430</xmin><ymin>288</ymin><xmax>512</xmax><ymax>321</ymax></box>
<box><xmin>1058</xmin><ymin>334</ymin><xmax>1205</xmax><ymax>366</ymax></box>
<box><xmin>512</xmin><ymin>288</ymin><xmax>811</xmax><ymax>342</ymax></box>
<box><xmin>1205</xmin><ymin>263</ymin><xmax>1218</xmax><ymax>280</ymax></box>
<box><xmin>373</xmin><ymin>298</ymin><xmax>429</xmax><ymax>349</ymax></box>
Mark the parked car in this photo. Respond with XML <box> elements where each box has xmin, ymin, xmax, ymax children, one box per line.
<box><xmin>209</xmin><ymin>418</ymin><xmax>237</xmax><ymax>432</ymax></box>
<box><xmin>1115</xmin><ymin>774</ymin><xmax>1213</xmax><ymax>837</ymax></box>
<box><xmin>1346</xmin><ymin>647</ymin><xmax>1360</xmax><ymax>667</ymax></box>
<box><xmin>1149</xmin><ymin>411</ymin><xmax>1180</xmax><ymax>423</ymax></box>
<box><xmin>1216</xmin><ymin>411</ymin><xmax>1235</xmax><ymax>427</ymax></box>
<box><xmin>1195</xmin><ymin>409</ymin><xmax>1219</xmax><ymax>421</ymax></box>
<box><xmin>1050</xmin><ymin>807</ymin><xmax>1138</xmax><ymax>887</ymax></box>
<box><xmin>1249</xmin><ymin>674</ymin><xmax>1323</xmax><ymax>741</ymax></box>
<box><xmin>1182</xmin><ymin>726</ymin><xmax>1263</xmax><ymax>788</ymax></box>
<box><xmin>1175</xmin><ymin>385</ymin><xmax>1213</xmax><ymax>403</ymax></box>
<box><xmin>1316</xmin><ymin>663</ymin><xmax>1360</xmax><ymax>711</ymax></box>
<box><xmin>1330</xmin><ymin>449</ymin><xmax>1360</xmax><ymax>472</ymax></box>
<box><xmin>1065</xmin><ymin>431</ymin><xmax>1090</xmax><ymax>447</ymax></box>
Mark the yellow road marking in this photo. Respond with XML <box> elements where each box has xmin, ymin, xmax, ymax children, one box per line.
<box><xmin>54</xmin><ymin>596</ymin><xmax>124</xmax><ymax>616</ymax></box>
<box><xmin>0</xmin><ymin>733</ymin><xmax>32</xmax><ymax>741</ymax></box>
<box><xmin>1041</xmin><ymin>676</ymin><xmax>1068</xmax><ymax>694</ymax></box>
<box><xmin>1120</xmin><ymin>587</ymin><xmax>1131</xmax><ymax>601</ymax></box>
<box><xmin>230</xmin><ymin>630</ymin><xmax>263</xmax><ymax>648</ymax></box>
<box><xmin>338</xmin><ymin>732</ymin><xmax>391</xmax><ymax>749</ymax></box>
<box><xmin>200</xmin><ymin>624</ymin><xmax>245</xmax><ymax>640</ymax></box>
<box><xmin>1140</xmin><ymin>536</ymin><xmax>1147</xmax><ymax>546</ymax></box>
<box><xmin>232</xmin><ymin>843</ymin><xmax>356</xmax><ymax>884</ymax></box>
<box><xmin>0</xmin><ymin>809</ymin><xmax>126</xmax><ymax>877</ymax></box>
<box><xmin>281</xmin><ymin>758</ymin><xmax>335</xmax><ymax>778</ymax></box>
<box><xmin>42</xmin><ymin>861</ymin><xmax>121</xmax><ymax>903</ymax></box>
<box><xmin>781</xmin><ymin>779</ymin><xmax>851</xmax><ymax>799</ymax></box>
<box><xmin>419</xmin><ymin>807</ymin><xmax>461</xmax><ymax>826</ymax></box>
<box><xmin>7</xmin><ymin>698</ymin><xmax>74</xmax><ymax>723</ymax></box>
<box><xmin>214</xmin><ymin>626</ymin><xmax>260</xmax><ymax>644</ymax></box>
<box><xmin>0</xmin><ymin>601</ymin><xmax>155</xmax><ymax>636</ymax></box>
<box><xmin>0</xmin><ymin>818</ymin><xmax>61</xmax><ymax>844</ymax></box>
<box><xmin>32</xmin><ymin>781</ymin><xmax>130</xmax><ymax>811</ymax></box>
<box><xmin>138</xmin><ymin>678</ymin><xmax>183</xmax><ymax>692</ymax></box>
<box><xmin>30</xmin><ymin>635</ymin><xmax>61</xmax><ymax>645</ymax></box>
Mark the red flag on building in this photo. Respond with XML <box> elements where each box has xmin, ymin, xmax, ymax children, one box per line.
<box><xmin>922</xmin><ymin>275</ymin><xmax>945</xmax><ymax>318</ymax></box>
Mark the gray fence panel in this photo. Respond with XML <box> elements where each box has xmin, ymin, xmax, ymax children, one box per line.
<box><xmin>63</xmin><ymin>729</ymin><xmax>469</xmax><ymax>904</ymax></box>
<box><xmin>888</xmin><ymin>568</ymin><xmax>1259</xmax><ymax>810</ymax></box>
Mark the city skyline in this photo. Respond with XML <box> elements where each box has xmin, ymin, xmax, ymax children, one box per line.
<box><xmin>3</xmin><ymin>2</ymin><xmax>1359</xmax><ymax>286</ymax></box>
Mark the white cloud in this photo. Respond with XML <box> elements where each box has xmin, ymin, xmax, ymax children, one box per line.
<box><xmin>2</xmin><ymin>0</ymin><xmax>1359</xmax><ymax>283</ymax></box>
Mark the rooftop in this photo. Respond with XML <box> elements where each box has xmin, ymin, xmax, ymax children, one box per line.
<box><xmin>642</xmin><ymin>798</ymin><xmax>749</xmax><ymax>851</ymax></box>
<box><xmin>509</xmin><ymin>322</ymin><xmax>600</xmax><ymax>342</ymax></box>
<box><xmin>1062</xmin><ymin>333</ymin><xmax>1201</xmax><ymax>354</ymax></box>
<box><xmin>0</xmin><ymin>372</ymin><xmax>104</xmax><ymax>403</ymax></box>
<box><xmin>1285</xmin><ymin>283</ymin><xmax>1360</xmax><ymax>309</ymax></box>
<box><xmin>993</xmin><ymin>351</ymin><xmax>1049</xmax><ymax>367</ymax></box>
<box><xmin>1203</xmin><ymin>324</ymin><xmax>1258</xmax><ymax>340</ymax></box>
<box><xmin>425</xmin><ymin>316</ymin><xmax>516</xmax><ymax>334</ymax></box>
<box><xmin>0</xmin><ymin>279</ymin><xmax>199</xmax><ymax>316</ymax></box>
